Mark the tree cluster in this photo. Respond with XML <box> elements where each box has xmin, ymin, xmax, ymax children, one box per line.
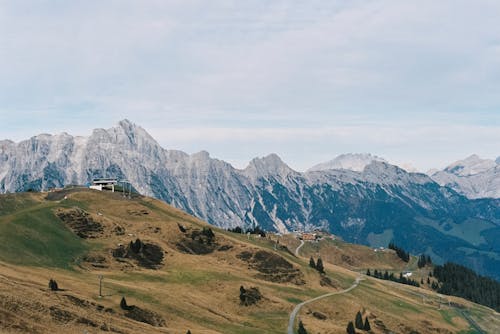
<box><xmin>130</xmin><ymin>238</ymin><xmax>143</xmax><ymax>253</ymax></box>
<box><xmin>388</xmin><ymin>241</ymin><xmax>410</xmax><ymax>262</ymax></box>
<box><xmin>346</xmin><ymin>311</ymin><xmax>370</xmax><ymax>333</ymax></box>
<box><xmin>201</xmin><ymin>227</ymin><xmax>215</xmax><ymax>243</ymax></box>
<box><xmin>433</xmin><ymin>262</ymin><xmax>500</xmax><ymax>311</ymax></box>
<box><xmin>309</xmin><ymin>256</ymin><xmax>325</xmax><ymax>274</ymax></box>
<box><xmin>239</xmin><ymin>286</ymin><xmax>262</xmax><ymax>306</ymax></box>
<box><xmin>227</xmin><ymin>225</ymin><xmax>266</xmax><ymax>237</ymax></box>
<box><xmin>367</xmin><ymin>269</ymin><xmax>420</xmax><ymax>287</ymax></box>
<box><xmin>417</xmin><ymin>254</ymin><xmax>432</xmax><ymax>268</ymax></box>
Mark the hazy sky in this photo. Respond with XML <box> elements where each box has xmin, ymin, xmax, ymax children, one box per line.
<box><xmin>1</xmin><ymin>1</ymin><xmax>499</xmax><ymax>171</ymax></box>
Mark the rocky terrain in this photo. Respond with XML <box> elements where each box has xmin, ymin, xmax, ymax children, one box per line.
<box><xmin>0</xmin><ymin>120</ymin><xmax>499</xmax><ymax>280</ymax></box>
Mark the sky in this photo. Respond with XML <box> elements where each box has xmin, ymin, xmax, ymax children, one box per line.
<box><xmin>1</xmin><ymin>1</ymin><xmax>499</xmax><ymax>172</ymax></box>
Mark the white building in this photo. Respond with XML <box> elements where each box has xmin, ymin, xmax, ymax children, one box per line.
<box><xmin>90</xmin><ymin>178</ymin><xmax>118</xmax><ymax>192</ymax></box>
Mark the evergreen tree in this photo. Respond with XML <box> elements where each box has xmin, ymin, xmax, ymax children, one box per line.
<box><xmin>355</xmin><ymin>311</ymin><xmax>363</xmax><ymax>329</ymax></box>
<box><xmin>316</xmin><ymin>257</ymin><xmax>325</xmax><ymax>274</ymax></box>
<box><xmin>427</xmin><ymin>277</ymin><xmax>431</xmax><ymax>284</ymax></box>
<box><xmin>239</xmin><ymin>286</ymin><xmax>246</xmax><ymax>304</ymax></box>
<box><xmin>346</xmin><ymin>321</ymin><xmax>356</xmax><ymax>334</ymax></box>
<box><xmin>418</xmin><ymin>254</ymin><xmax>424</xmax><ymax>268</ymax></box>
<box><xmin>309</xmin><ymin>257</ymin><xmax>316</xmax><ymax>269</ymax></box>
<box><xmin>48</xmin><ymin>279</ymin><xmax>58</xmax><ymax>291</ymax></box>
<box><xmin>433</xmin><ymin>262</ymin><xmax>500</xmax><ymax>311</ymax></box>
<box><xmin>366</xmin><ymin>269</ymin><xmax>371</xmax><ymax>276</ymax></box>
<box><xmin>363</xmin><ymin>317</ymin><xmax>371</xmax><ymax>331</ymax></box>
<box><xmin>298</xmin><ymin>320</ymin><xmax>308</xmax><ymax>334</ymax></box>
<box><xmin>383</xmin><ymin>271</ymin><xmax>389</xmax><ymax>280</ymax></box>
<box><xmin>130</xmin><ymin>238</ymin><xmax>142</xmax><ymax>253</ymax></box>
<box><xmin>186</xmin><ymin>331</ymin><xmax>192</xmax><ymax>334</ymax></box>
<box><xmin>120</xmin><ymin>296</ymin><xmax>129</xmax><ymax>310</ymax></box>
<box><xmin>388</xmin><ymin>241</ymin><xmax>410</xmax><ymax>262</ymax></box>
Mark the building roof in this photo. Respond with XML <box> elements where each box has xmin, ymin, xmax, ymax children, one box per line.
<box><xmin>92</xmin><ymin>178</ymin><xmax>118</xmax><ymax>185</ymax></box>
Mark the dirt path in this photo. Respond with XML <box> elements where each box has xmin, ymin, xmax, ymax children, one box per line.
<box><xmin>287</xmin><ymin>276</ymin><xmax>362</xmax><ymax>334</ymax></box>
<box><xmin>294</xmin><ymin>240</ymin><xmax>304</xmax><ymax>257</ymax></box>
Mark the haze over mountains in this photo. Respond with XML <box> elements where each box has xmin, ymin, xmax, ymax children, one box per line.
<box><xmin>1</xmin><ymin>120</ymin><xmax>499</xmax><ymax>280</ymax></box>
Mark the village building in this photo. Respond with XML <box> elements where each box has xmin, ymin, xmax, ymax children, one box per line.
<box><xmin>300</xmin><ymin>233</ymin><xmax>317</xmax><ymax>241</ymax></box>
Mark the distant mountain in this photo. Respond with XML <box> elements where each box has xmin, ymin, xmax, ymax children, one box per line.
<box><xmin>1</xmin><ymin>120</ymin><xmax>499</xmax><ymax>279</ymax></box>
<box><xmin>430</xmin><ymin>155</ymin><xmax>500</xmax><ymax>199</ymax></box>
<box><xmin>307</xmin><ymin>153</ymin><xmax>386</xmax><ymax>172</ymax></box>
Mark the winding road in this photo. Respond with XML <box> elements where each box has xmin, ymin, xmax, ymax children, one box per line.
<box><xmin>289</xmin><ymin>240</ymin><xmax>362</xmax><ymax>333</ymax></box>
<box><xmin>288</xmin><ymin>239</ymin><xmax>485</xmax><ymax>334</ymax></box>
<box><xmin>287</xmin><ymin>276</ymin><xmax>363</xmax><ymax>334</ymax></box>
<box><xmin>295</xmin><ymin>240</ymin><xmax>305</xmax><ymax>257</ymax></box>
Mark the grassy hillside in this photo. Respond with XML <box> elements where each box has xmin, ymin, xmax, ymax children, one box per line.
<box><xmin>0</xmin><ymin>189</ymin><xmax>498</xmax><ymax>333</ymax></box>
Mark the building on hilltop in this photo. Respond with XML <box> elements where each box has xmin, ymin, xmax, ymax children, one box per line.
<box><xmin>300</xmin><ymin>233</ymin><xmax>317</xmax><ymax>241</ymax></box>
<box><xmin>89</xmin><ymin>178</ymin><xmax>118</xmax><ymax>192</ymax></box>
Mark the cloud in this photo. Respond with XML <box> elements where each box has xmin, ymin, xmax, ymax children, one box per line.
<box><xmin>146</xmin><ymin>122</ymin><xmax>500</xmax><ymax>171</ymax></box>
<box><xmin>0</xmin><ymin>1</ymin><xmax>499</xmax><ymax>170</ymax></box>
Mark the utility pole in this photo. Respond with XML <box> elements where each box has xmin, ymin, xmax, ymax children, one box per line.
<box><xmin>120</xmin><ymin>180</ymin><xmax>132</xmax><ymax>199</ymax></box>
<box><xmin>98</xmin><ymin>275</ymin><xmax>103</xmax><ymax>298</ymax></box>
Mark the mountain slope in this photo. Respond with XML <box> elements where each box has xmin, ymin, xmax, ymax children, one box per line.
<box><xmin>0</xmin><ymin>120</ymin><xmax>499</xmax><ymax>281</ymax></box>
<box><xmin>1</xmin><ymin>189</ymin><xmax>498</xmax><ymax>334</ymax></box>
<box><xmin>430</xmin><ymin>155</ymin><xmax>500</xmax><ymax>199</ymax></box>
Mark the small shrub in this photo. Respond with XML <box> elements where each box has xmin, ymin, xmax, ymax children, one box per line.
<box><xmin>298</xmin><ymin>320</ymin><xmax>308</xmax><ymax>334</ymax></box>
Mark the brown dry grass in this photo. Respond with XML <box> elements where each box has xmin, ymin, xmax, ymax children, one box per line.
<box><xmin>0</xmin><ymin>189</ymin><xmax>498</xmax><ymax>334</ymax></box>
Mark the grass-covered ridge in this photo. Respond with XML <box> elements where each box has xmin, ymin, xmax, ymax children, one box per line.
<box><xmin>0</xmin><ymin>193</ymin><xmax>90</xmax><ymax>268</ymax></box>
<box><xmin>0</xmin><ymin>189</ymin><xmax>498</xmax><ymax>334</ymax></box>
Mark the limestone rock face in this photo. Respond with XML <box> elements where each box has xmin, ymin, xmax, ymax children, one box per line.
<box><xmin>1</xmin><ymin>120</ymin><xmax>499</xmax><ymax>279</ymax></box>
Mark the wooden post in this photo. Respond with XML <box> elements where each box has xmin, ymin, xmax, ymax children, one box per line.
<box><xmin>98</xmin><ymin>275</ymin><xmax>103</xmax><ymax>298</ymax></box>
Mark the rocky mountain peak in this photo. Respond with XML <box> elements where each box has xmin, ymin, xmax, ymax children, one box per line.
<box><xmin>244</xmin><ymin>153</ymin><xmax>295</xmax><ymax>179</ymax></box>
<box><xmin>443</xmin><ymin>154</ymin><xmax>496</xmax><ymax>176</ymax></box>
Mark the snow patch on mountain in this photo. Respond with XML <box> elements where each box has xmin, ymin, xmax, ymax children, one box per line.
<box><xmin>430</xmin><ymin>155</ymin><xmax>499</xmax><ymax>199</ymax></box>
<box><xmin>308</xmin><ymin>153</ymin><xmax>387</xmax><ymax>172</ymax></box>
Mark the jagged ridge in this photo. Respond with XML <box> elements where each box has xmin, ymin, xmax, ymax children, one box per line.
<box><xmin>1</xmin><ymin>120</ymin><xmax>499</xmax><ymax>280</ymax></box>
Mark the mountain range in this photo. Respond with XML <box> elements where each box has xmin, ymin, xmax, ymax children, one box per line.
<box><xmin>1</xmin><ymin>120</ymin><xmax>499</xmax><ymax>279</ymax></box>
<box><xmin>429</xmin><ymin>154</ymin><xmax>500</xmax><ymax>199</ymax></box>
